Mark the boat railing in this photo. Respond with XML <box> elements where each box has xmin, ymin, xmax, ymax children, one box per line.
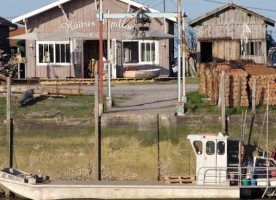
<box><xmin>196</xmin><ymin>166</ymin><xmax>276</xmax><ymax>188</ymax></box>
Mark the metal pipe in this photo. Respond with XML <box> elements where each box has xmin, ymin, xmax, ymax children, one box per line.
<box><xmin>177</xmin><ymin>0</ymin><xmax>181</xmax><ymax>103</ymax></box>
<box><xmin>181</xmin><ymin>10</ymin><xmax>186</xmax><ymax>103</ymax></box>
<box><xmin>99</xmin><ymin>0</ymin><xmax>103</xmax><ymax>105</ymax></box>
<box><xmin>107</xmin><ymin>18</ymin><xmax>111</xmax><ymax>99</ymax></box>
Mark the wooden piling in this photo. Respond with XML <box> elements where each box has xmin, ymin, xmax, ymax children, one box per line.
<box><xmin>252</xmin><ymin>79</ymin><xmax>257</xmax><ymax>114</ymax></box>
<box><xmin>6</xmin><ymin>77</ymin><xmax>12</xmax><ymax>168</ymax></box>
<box><xmin>94</xmin><ymin>74</ymin><xmax>101</xmax><ymax>181</ymax></box>
<box><xmin>237</xmin><ymin>76</ymin><xmax>241</xmax><ymax>110</ymax></box>
<box><xmin>221</xmin><ymin>71</ymin><xmax>226</xmax><ymax>132</ymax></box>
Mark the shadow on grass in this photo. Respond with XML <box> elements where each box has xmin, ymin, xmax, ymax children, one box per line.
<box><xmin>20</xmin><ymin>96</ymin><xmax>48</xmax><ymax>107</ymax></box>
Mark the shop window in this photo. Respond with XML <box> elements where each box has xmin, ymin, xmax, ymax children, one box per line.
<box><xmin>244</xmin><ymin>41</ymin><xmax>262</xmax><ymax>56</ymax></box>
<box><xmin>123</xmin><ymin>40</ymin><xmax>158</xmax><ymax>64</ymax></box>
<box><xmin>206</xmin><ymin>141</ymin><xmax>215</xmax><ymax>155</ymax></box>
<box><xmin>37</xmin><ymin>41</ymin><xmax>70</xmax><ymax>65</ymax></box>
<box><xmin>217</xmin><ymin>141</ymin><xmax>225</xmax><ymax>155</ymax></box>
<box><xmin>193</xmin><ymin>141</ymin><xmax>202</xmax><ymax>155</ymax></box>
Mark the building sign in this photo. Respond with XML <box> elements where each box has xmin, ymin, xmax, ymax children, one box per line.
<box><xmin>61</xmin><ymin>19</ymin><xmax>135</xmax><ymax>32</ymax></box>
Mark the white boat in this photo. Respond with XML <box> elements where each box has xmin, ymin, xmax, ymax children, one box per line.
<box><xmin>124</xmin><ymin>68</ymin><xmax>161</xmax><ymax>79</ymax></box>
<box><xmin>1</xmin><ymin>132</ymin><xmax>276</xmax><ymax>199</ymax></box>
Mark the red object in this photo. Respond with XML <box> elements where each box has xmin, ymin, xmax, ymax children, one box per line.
<box><xmin>241</xmin><ymin>144</ymin><xmax>245</xmax><ymax>160</ymax></box>
<box><xmin>124</xmin><ymin>66</ymin><xmax>136</xmax><ymax>72</ymax></box>
<box><xmin>271</xmin><ymin>171</ymin><xmax>276</xmax><ymax>178</ymax></box>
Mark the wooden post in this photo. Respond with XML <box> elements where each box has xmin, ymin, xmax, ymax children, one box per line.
<box><xmin>221</xmin><ymin>71</ymin><xmax>226</xmax><ymax>132</ymax></box>
<box><xmin>218</xmin><ymin>72</ymin><xmax>224</xmax><ymax>107</ymax></box>
<box><xmin>252</xmin><ymin>79</ymin><xmax>257</xmax><ymax>114</ymax></box>
<box><xmin>6</xmin><ymin>77</ymin><xmax>12</xmax><ymax>168</ymax></box>
<box><xmin>94</xmin><ymin>74</ymin><xmax>101</xmax><ymax>181</ymax></box>
<box><xmin>157</xmin><ymin>114</ymin><xmax>160</xmax><ymax>181</ymax></box>
<box><xmin>237</xmin><ymin>76</ymin><xmax>241</xmax><ymax>110</ymax></box>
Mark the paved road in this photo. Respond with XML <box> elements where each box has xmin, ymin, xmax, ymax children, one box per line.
<box><xmin>99</xmin><ymin>84</ymin><xmax>198</xmax><ymax>114</ymax></box>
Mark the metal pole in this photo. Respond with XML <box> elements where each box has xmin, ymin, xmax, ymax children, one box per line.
<box><xmin>106</xmin><ymin>17</ymin><xmax>112</xmax><ymax>109</ymax></box>
<box><xmin>99</xmin><ymin>0</ymin><xmax>104</xmax><ymax>114</ymax></box>
<box><xmin>181</xmin><ymin>10</ymin><xmax>186</xmax><ymax>105</ymax></box>
<box><xmin>177</xmin><ymin>0</ymin><xmax>181</xmax><ymax>103</ymax></box>
<box><xmin>94</xmin><ymin>74</ymin><xmax>100</xmax><ymax>181</ymax></box>
<box><xmin>6</xmin><ymin>77</ymin><xmax>12</xmax><ymax>168</ymax></box>
<box><xmin>163</xmin><ymin>0</ymin><xmax>166</xmax><ymax>13</ymax></box>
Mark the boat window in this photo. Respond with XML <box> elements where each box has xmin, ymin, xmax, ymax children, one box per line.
<box><xmin>206</xmin><ymin>141</ymin><xmax>215</xmax><ymax>155</ymax></box>
<box><xmin>217</xmin><ymin>141</ymin><xmax>225</xmax><ymax>155</ymax></box>
<box><xmin>193</xmin><ymin>141</ymin><xmax>202</xmax><ymax>155</ymax></box>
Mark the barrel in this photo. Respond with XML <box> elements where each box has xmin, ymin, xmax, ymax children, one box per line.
<box><xmin>251</xmin><ymin>178</ymin><xmax>256</xmax><ymax>186</ymax></box>
<box><xmin>243</xmin><ymin>178</ymin><xmax>250</xmax><ymax>186</ymax></box>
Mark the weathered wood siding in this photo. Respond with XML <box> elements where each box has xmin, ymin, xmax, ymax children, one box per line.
<box><xmin>195</xmin><ymin>7</ymin><xmax>268</xmax><ymax>64</ymax></box>
<box><xmin>24</xmin><ymin>0</ymin><xmax>174</xmax><ymax>78</ymax></box>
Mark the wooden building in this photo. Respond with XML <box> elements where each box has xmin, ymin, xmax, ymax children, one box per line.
<box><xmin>0</xmin><ymin>17</ymin><xmax>17</xmax><ymax>54</ymax></box>
<box><xmin>188</xmin><ymin>2</ymin><xmax>275</xmax><ymax>68</ymax></box>
<box><xmin>12</xmin><ymin>0</ymin><xmax>175</xmax><ymax>79</ymax></box>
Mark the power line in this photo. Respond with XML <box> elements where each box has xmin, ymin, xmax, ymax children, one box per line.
<box><xmin>201</xmin><ymin>0</ymin><xmax>276</xmax><ymax>13</ymax></box>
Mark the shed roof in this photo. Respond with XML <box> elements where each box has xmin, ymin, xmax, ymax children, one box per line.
<box><xmin>0</xmin><ymin>16</ymin><xmax>17</xmax><ymax>28</ymax></box>
<box><xmin>188</xmin><ymin>2</ymin><xmax>275</xmax><ymax>27</ymax></box>
<box><xmin>12</xmin><ymin>0</ymin><xmax>176</xmax><ymax>25</ymax></box>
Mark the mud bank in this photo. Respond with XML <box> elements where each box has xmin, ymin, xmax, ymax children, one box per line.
<box><xmin>0</xmin><ymin>114</ymin><xmax>275</xmax><ymax>182</ymax></box>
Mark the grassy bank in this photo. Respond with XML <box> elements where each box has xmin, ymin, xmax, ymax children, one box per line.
<box><xmin>1</xmin><ymin>90</ymin><xmax>275</xmax><ymax>118</ymax></box>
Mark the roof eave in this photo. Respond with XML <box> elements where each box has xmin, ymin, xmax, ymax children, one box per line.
<box><xmin>12</xmin><ymin>0</ymin><xmax>71</xmax><ymax>24</ymax></box>
<box><xmin>12</xmin><ymin>0</ymin><xmax>177</xmax><ymax>25</ymax></box>
<box><xmin>188</xmin><ymin>2</ymin><xmax>275</xmax><ymax>27</ymax></box>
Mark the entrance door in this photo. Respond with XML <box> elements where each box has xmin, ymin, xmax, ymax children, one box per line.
<box><xmin>74</xmin><ymin>39</ymin><xmax>84</xmax><ymax>78</ymax></box>
<box><xmin>201</xmin><ymin>42</ymin><xmax>212</xmax><ymax>63</ymax></box>
<box><xmin>204</xmin><ymin>140</ymin><xmax>217</xmax><ymax>184</ymax></box>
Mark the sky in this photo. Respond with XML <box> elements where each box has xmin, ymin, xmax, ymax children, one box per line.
<box><xmin>1</xmin><ymin>0</ymin><xmax>276</xmax><ymax>39</ymax></box>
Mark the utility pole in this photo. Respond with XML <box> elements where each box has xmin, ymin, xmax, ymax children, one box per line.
<box><xmin>163</xmin><ymin>0</ymin><xmax>166</xmax><ymax>13</ymax></box>
<box><xmin>176</xmin><ymin>0</ymin><xmax>184</xmax><ymax>115</ymax></box>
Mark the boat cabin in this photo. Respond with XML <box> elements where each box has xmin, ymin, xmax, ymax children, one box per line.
<box><xmin>188</xmin><ymin>133</ymin><xmax>239</xmax><ymax>185</ymax></box>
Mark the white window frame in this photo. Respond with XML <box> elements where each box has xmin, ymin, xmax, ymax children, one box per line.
<box><xmin>122</xmin><ymin>40</ymin><xmax>159</xmax><ymax>65</ymax></box>
<box><xmin>36</xmin><ymin>41</ymin><xmax>71</xmax><ymax>66</ymax></box>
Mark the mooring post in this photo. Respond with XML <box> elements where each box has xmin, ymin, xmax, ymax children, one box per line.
<box><xmin>252</xmin><ymin>78</ymin><xmax>257</xmax><ymax>114</ymax></box>
<box><xmin>221</xmin><ymin>71</ymin><xmax>226</xmax><ymax>132</ymax></box>
<box><xmin>6</xmin><ymin>76</ymin><xmax>12</xmax><ymax>168</ymax></box>
<box><xmin>157</xmin><ymin>114</ymin><xmax>160</xmax><ymax>181</ymax></box>
<box><xmin>94</xmin><ymin>74</ymin><xmax>101</xmax><ymax>181</ymax></box>
<box><xmin>237</xmin><ymin>76</ymin><xmax>241</xmax><ymax>110</ymax></box>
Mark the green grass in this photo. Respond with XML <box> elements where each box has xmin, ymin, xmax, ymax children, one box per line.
<box><xmin>165</xmin><ymin>77</ymin><xmax>200</xmax><ymax>84</ymax></box>
<box><xmin>185</xmin><ymin>91</ymin><xmax>276</xmax><ymax>115</ymax></box>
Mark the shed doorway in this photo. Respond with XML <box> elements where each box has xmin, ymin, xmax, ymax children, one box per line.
<box><xmin>201</xmin><ymin>42</ymin><xmax>213</xmax><ymax>63</ymax></box>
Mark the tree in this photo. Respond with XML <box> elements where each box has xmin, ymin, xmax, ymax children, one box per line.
<box><xmin>0</xmin><ymin>49</ymin><xmax>27</xmax><ymax>77</ymax></box>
